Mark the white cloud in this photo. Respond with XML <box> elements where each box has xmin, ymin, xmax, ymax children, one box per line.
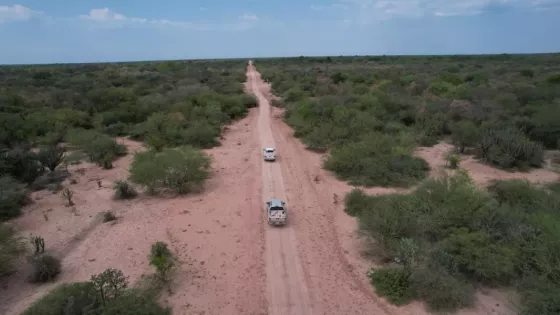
<box><xmin>79</xmin><ymin>8</ymin><xmax>147</xmax><ymax>23</ymax></box>
<box><xmin>78</xmin><ymin>8</ymin><xmax>259</xmax><ymax>31</ymax></box>
<box><xmin>332</xmin><ymin>0</ymin><xmax>558</xmax><ymax>24</ymax></box>
<box><xmin>0</xmin><ymin>4</ymin><xmax>42</xmax><ymax>23</ymax></box>
<box><xmin>239</xmin><ymin>13</ymin><xmax>258</xmax><ymax>20</ymax></box>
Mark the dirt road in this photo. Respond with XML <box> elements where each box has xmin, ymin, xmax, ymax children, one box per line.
<box><xmin>248</xmin><ymin>61</ymin><xmax>314</xmax><ymax>315</ymax></box>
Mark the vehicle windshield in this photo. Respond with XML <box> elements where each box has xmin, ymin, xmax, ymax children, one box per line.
<box><xmin>270</xmin><ymin>206</ymin><xmax>284</xmax><ymax>211</ymax></box>
<box><xmin>265</xmin><ymin>149</ymin><xmax>274</xmax><ymax>153</ymax></box>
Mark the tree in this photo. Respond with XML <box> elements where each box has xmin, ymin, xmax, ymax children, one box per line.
<box><xmin>129</xmin><ymin>146</ymin><xmax>211</xmax><ymax>195</ymax></box>
<box><xmin>451</xmin><ymin>121</ymin><xmax>480</xmax><ymax>153</ymax></box>
<box><xmin>38</xmin><ymin>145</ymin><xmax>66</xmax><ymax>172</ymax></box>
<box><xmin>90</xmin><ymin>268</ymin><xmax>129</xmax><ymax>305</ymax></box>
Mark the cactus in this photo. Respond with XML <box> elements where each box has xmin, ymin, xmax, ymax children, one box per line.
<box><xmin>30</xmin><ymin>235</ymin><xmax>45</xmax><ymax>254</ymax></box>
<box><xmin>62</xmin><ymin>188</ymin><xmax>74</xmax><ymax>206</ymax></box>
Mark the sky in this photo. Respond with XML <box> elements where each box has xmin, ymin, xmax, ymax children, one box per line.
<box><xmin>0</xmin><ymin>0</ymin><xmax>559</xmax><ymax>64</ymax></box>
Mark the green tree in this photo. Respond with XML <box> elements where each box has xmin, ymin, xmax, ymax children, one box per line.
<box><xmin>37</xmin><ymin>144</ymin><xmax>66</xmax><ymax>172</ymax></box>
<box><xmin>451</xmin><ymin>121</ymin><xmax>480</xmax><ymax>153</ymax></box>
<box><xmin>129</xmin><ymin>146</ymin><xmax>211</xmax><ymax>195</ymax></box>
<box><xmin>91</xmin><ymin>268</ymin><xmax>129</xmax><ymax>305</ymax></box>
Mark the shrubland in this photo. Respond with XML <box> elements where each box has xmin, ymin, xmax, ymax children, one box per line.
<box><xmin>255</xmin><ymin>54</ymin><xmax>560</xmax><ymax>185</ymax></box>
<box><xmin>0</xmin><ymin>59</ymin><xmax>250</xmax><ymax>218</ymax></box>
<box><xmin>348</xmin><ymin>170</ymin><xmax>560</xmax><ymax>314</ymax></box>
<box><xmin>0</xmin><ymin>59</ymin><xmax>250</xmax><ymax>308</ymax></box>
<box><xmin>256</xmin><ymin>54</ymin><xmax>560</xmax><ymax>313</ymax></box>
<box><xmin>21</xmin><ymin>241</ymin><xmax>175</xmax><ymax>315</ymax></box>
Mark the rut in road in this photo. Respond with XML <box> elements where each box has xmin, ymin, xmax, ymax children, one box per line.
<box><xmin>247</xmin><ymin>61</ymin><xmax>314</xmax><ymax>315</ymax></box>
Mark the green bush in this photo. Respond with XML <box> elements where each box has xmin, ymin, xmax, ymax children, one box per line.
<box><xmin>356</xmin><ymin>170</ymin><xmax>560</xmax><ymax>312</ymax></box>
<box><xmin>29</xmin><ymin>254</ymin><xmax>62</xmax><ymax>283</ymax></box>
<box><xmin>239</xmin><ymin>94</ymin><xmax>258</xmax><ymax>108</ymax></box>
<box><xmin>30</xmin><ymin>169</ymin><xmax>69</xmax><ymax>191</ymax></box>
<box><xmin>149</xmin><ymin>241</ymin><xmax>176</xmax><ymax>281</ymax></box>
<box><xmin>324</xmin><ymin>132</ymin><xmax>429</xmax><ymax>187</ymax></box>
<box><xmin>0</xmin><ymin>175</ymin><xmax>31</xmax><ymax>221</ymax></box>
<box><xmin>66</xmin><ymin>129</ymin><xmax>127</xmax><ymax>168</ymax></box>
<box><xmin>476</xmin><ymin>127</ymin><xmax>544</xmax><ymax>170</ymax></box>
<box><xmin>0</xmin><ymin>224</ymin><xmax>27</xmax><ymax>276</ymax></box>
<box><xmin>21</xmin><ymin>276</ymin><xmax>170</xmax><ymax>315</ymax></box>
<box><xmin>409</xmin><ymin>266</ymin><xmax>475</xmax><ymax>312</ymax></box>
<box><xmin>438</xmin><ymin>228</ymin><xmax>517</xmax><ymax>283</ymax></box>
<box><xmin>0</xmin><ymin>146</ymin><xmax>45</xmax><ymax>184</ymax></box>
<box><xmin>20</xmin><ymin>281</ymin><xmax>102</xmax><ymax>315</ymax></box>
<box><xmin>344</xmin><ymin>188</ymin><xmax>370</xmax><ymax>217</ymax></box>
<box><xmin>519</xmin><ymin>276</ymin><xmax>560</xmax><ymax>315</ymax></box>
<box><xmin>132</xmin><ymin>112</ymin><xmax>221</xmax><ymax>150</ymax></box>
<box><xmin>102</xmin><ymin>289</ymin><xmax>171</xmax><ymax>315</ymax></box>
<box><xmin>546</xmin><ymin>73</ymin><xmax>560</xmax><ymax>84</ymax></box>
<box><xmin>90</xmin><ymin>268</ymin><xmax>128</xmax><ymax>304</ymax></box>
<box><xmin>529</xmin><ymin>101</ymin><xmax>560</xmax><ymax>149</ymax></box>
<box><xmin>113</xmin><ymin>180</ymin><xmax>137</xmax><ymax>200</ymax></box>
<box><xmin>37</xmin><ymin>145</ymin><xmax>66</xmax><ymax>172</ymax></box>
<box><xmin>129</xmin><ymin>146</ymin><xmax>211</xmax><ymax>195</ymax></box>
<box><xmin>428</xmin><ymin>80</ymin><xmax>453</xmax><ymax>95</ymax></box>
<box><xmin>445</xmin><ymin>152</ymin><xmax>461</xmax><ymax>169</ymax></box>
<box><xmin>451</xmin><ymin>120</ymin><xmax>480</xmax><ymax>153</ymax></box>
<box><xmin>368</xmin><ymin>267</ymin><xmax>413</xmax><ymax>305</ymax></box>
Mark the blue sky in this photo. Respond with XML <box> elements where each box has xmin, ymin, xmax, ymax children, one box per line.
<box><xmin>0</xmin><ymin>0</ymin><xmax>559</xmax><ymax>64</ymax></box>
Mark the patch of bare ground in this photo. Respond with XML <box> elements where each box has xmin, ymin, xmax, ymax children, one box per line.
<box><xmin>259</xmin><ymin>72</ymin><xmax>520</xmax><ymax>314</ymax></box>
<box><xmin>415</xmin><ymin>142</ymin><xmax>560</xmax><ymax>187</ymax></box>
<box><xmin>1</xmin><ymin>112</ymin><xmax>267</xmax><ymax>315</ymax></box>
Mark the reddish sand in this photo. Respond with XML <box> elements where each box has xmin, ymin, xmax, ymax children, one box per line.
<box><xmin>415</xmin><ymin>142</ymin><xmax>560</xmax><ymax>187</ymax></box>
<box><xmin>4</xmin><ymin>62</ymin><xmax>556</xmax><ymax>315</ymax></box>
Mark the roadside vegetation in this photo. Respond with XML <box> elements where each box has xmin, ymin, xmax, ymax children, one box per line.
<box><xmin>255</xmin><ymin>54</ymin><xmax>560</xmax><ymax>186</ymax></box>
<box><xmin>0</xmin><ymin>59</ymin><xmax>252</xmax><ymax>311</ymax></box>
<box><xmin>21</xmin><ymin>241</ymin><xmax>175</xmax><ymax>315</ymax></box>
<box><xmin>349</xmin><ymin>171</ymin><xmax>560</xmax><ymax>314</ymax></box>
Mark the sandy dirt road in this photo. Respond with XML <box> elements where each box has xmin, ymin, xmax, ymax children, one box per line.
<box><xmin>248</xmin><ymin>61</ymin><xmax>314</xmax><ymax>315</ymax></box>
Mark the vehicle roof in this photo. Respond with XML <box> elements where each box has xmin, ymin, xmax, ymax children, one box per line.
<box><xmin>267</xmin><ymin>199</ymin><xmax>284</xmax><ymax>207</ymax></box>
<box><xmin>264</xmin><ymin>147</ymin><xmax>275</xmax><ymax>151</ymax></box>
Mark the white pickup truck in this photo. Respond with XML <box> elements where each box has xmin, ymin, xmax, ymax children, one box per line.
<box><xmin>266</xmin><ymin>198</ymin><xmax>287</xmax><ymax>226</ymax></box>
<box><xmin>263</xmin><ymin>147</ymin><xmax>276</xmax><ymax>161</ymax></box>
